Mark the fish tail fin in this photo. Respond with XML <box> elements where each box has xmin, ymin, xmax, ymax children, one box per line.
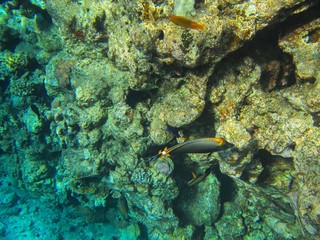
<box><xmin>198</xmin><ymin>23</ymin><xmax>205</xmax><ymax>31</ymax></box>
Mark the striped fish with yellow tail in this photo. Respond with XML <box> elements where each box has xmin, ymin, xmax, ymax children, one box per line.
<box><xmin>145</xmin><ymin>138</ymin><xmax>234</xmax><ymax>162</ymax></box>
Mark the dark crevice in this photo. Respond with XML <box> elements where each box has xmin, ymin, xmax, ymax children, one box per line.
<box><xmin>30</xmin><ymin>104</ymin><xmax>40</xmax><ymax>116</ymax></box>
<box><xmin>35</xmin><ymin>10</ymin><xmax>53</xmax><ymax>31</ymax></box>
<box><xmin>2</xmin><ymin>29</ymin><xmax>21</xmax><ymax>51</ymax></box>
<box><xmin>244</xmin><ymin>1</ymin><xmax>320</xmax><ymax>43</ymax></box>
<box><xmin>213</xmin><ymin>164</ymin><xmax>237</xmax><ymax>221</ymax></box>
<box><xmin>254</xmin><ymin>149</ymin><xmax>294</xmax><ymax>185</ymax></box>
<box><xmin>157</xmin><ymin>29</ymin><xmax>164</xmax><ymax>40</ymax></box>
<box><xmin>248</xmin><ymin>0</ymin><xmax>320</xmax><ymax>44</ymax></box>
<box><xmin>192</xmin><ymin>225</ymin><xmax>205</xmax><ymax>240</ymax></box>
<box><xmin>33</xmin><ymin>83</ymin><xmax>50</xmax><ymax>105</ymax></box>
<box><xmin>66</xmin><ymin>190</ymin><xmax>81</xmax><ymax>206</ymax></box>
<box><xmin>86</xmin><ymin>207</ymin><xmax>110</xmax><ymax>223</ymax></box>
<box><xmin>194</xmin><ymin>0</ymin><xmax>205</xmax><ymax>9</ymax></box>
<box><xmin>68</xmin><ymin>16</ymin><xmax>79</xmax><ymax>33</ymax></box>
<box><xmin>93</xmin><ymin>11</ymin><xmax>106</xmax><ymax>32</ymax></box>
<box><xmin>307</xmin><ymin>28</ymin><xmax>320</xmax><ymax>43</ymax></box>
<box><xmin>2</xmin><ymin>0</ymin><xmax>53</xmax><ymax>50</ymax></box>
<box><xmin>208</xmin><ymin>1</ymin><xmax>320</xmax><ymax>92</ymax></box>
<box><xmin>214</xmin><ymin>164</ymin><xmax>237</xmax><ymax>204</ymax></box>
<box><xmin>126</xmin><ymin>89</ymin><xmax>156</xmax><ymax>108</ymax></box>
<box><xmin>22</xmin><ymin>57</ymin><xmax>42</xmax><ymax>74</ymax></box>
<box><xmin>137</xmin><ymin>223</ymin><xmax>149</xmax><ymax>240</ymax></box>
<box><xmin>0</xmin><ymin>78</ymin><xmax>10</xmax><ymax>94</ymax></box>
<box><xmin>311</xmin><ymin>113</ymin><xmax>320</xmax><ymax>127</ymax></box>
<box><xmin>240</xmin><ymin>32</ymin><xmax>298</xmax><ymax>91</ymax></box>
<box><xmin>302</xmin><ymin>77</ymin><xmax>317</xmax><ymax>84</ymax></box>
<box><xmin>254</xmin><ymin>48</ymin><xmax>296</xmax><ymax>91</ymax></box>
<box><xmin>181</xmin><ymin>104</ymin><xmax>216</xmax><ymax>138</ymax></box>
<box><xmin>170</xmin><ymin>156</ymin><xmax>199</xmax><ymax>225</ymax></box>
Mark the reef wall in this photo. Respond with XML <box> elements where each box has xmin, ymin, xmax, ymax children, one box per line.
<box><xmin>0</xmin><ymin>0</ymin><xmax>319</xmax><ymax>239</ymax></box>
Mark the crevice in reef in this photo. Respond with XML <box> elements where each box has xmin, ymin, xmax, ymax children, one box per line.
<box><xmin>2</xmin><ymin>29</ymin><xmax>21</xmax><ymax>51</ymax></box>
<box><xmin>214</xmin><ymin>165</ymin><xmax>237</xmax><ymax>204</ymax></box>
<box><xmin>194</xmin><ymin>0</ymin><xmax>206</xmax><ymax>10</ymax></box>
<box><xmin>0</xmin><ymin>78</ymin><xmax>10</xmax><ymax>94</ymax></box>
<box><xmin>126</xmin><ymin>88</ymin><xmax>157</xmax><ymax>109</ymax></box>
<box><xmin>192</xmin><ymin>225</ymin><xmax>205</xmax><ymax>240</ymax></box>
<box><xmin>138</xmin><ymin>222</ymin><xmax>149</xmax><ymax>240</ymax></box>
<box><xmin>241</xmin><ymin>1</ymin><xmax>320</xmax><ymax>89</ymax></box>
<box><xmin>170</xmin><ymin>156</ymin><xmax>198</xmax><ymax>225</ymax></box>
<box><xmin>180</xmin><ymin>104</ymin><xmax>217</xmax><ymax>138</ymax></box>
<box><xmin>311</xmin><ymin>113</ymin><xmax>320</xmax><ymax>127</ymax></box>
<box><xmin>246</xmin><ymin>45</ymin><xmax>296</xmax><ymax>91</ymax></box>
<box><xmin>214</xmin><ymin>164</ymin><xmax>237</xmax><ymax>220</ymax></box>
<box><xmin>253</xmin><ymin>149</ymin><xmax>295</xmax><ymax>188</ymax></box>
<box><xmin>208</xmin><ymin>26</ymin><xmax>298</xmax><ymax>92</ymax></box>
<box><xmin>207</xmin><ymin>0</ymin><xmax>320</xmax><ymax>93</ymax></box>
<box><xmin>248</xmin><ymin>0</ymin><xmax>320</xmax><ymax>44</ymax></box>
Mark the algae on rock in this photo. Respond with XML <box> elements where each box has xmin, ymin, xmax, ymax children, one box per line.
<box><xmin>174</xmin><ymin>0</ymin><xmax>195</xmax><ymax>16</ymax></box>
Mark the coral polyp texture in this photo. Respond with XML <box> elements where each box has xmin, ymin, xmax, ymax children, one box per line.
<box><xmin>0</xmin><ymin>0</ymin><xmax>319</xmax><ymax>239</ymax></box>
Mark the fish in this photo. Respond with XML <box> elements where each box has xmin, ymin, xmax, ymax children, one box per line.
<box><xmin>169</xmin><ymin>15</ymin><xmax>205</xmax><ymax>31</ymax></box>
<box><xmin>145</xmin><ymin>137</ymin><xmax>234</xmax><ymax>162</ymax></box>
<box><xmin>187</xmin><ymin>171</ymin><xmax>209</xmax><ymax>186</ymax></box>
<box><xmin>159</xmin><ymin>138</ymin><xmax>234</xmax><ymax>157</ymax></box>
<box><xmin>118</xmin><ymin>194</ymin><xmax>129</xmax><ymax>220</ymax></box>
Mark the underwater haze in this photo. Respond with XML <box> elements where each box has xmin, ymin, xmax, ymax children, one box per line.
<box><xmin>1</xmin><ymin>0</ymin><xmax>320</xmax><ymax>239</ymax></box>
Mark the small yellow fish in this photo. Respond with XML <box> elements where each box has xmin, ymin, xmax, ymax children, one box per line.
<box><xmin>169</xmin><ymin>15</ymin><xmax>205</xmax><ymax>31</ymax></box>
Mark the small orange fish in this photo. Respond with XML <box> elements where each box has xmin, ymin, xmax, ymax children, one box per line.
<box><xmin>169</xmin><ymin>15</ymin><xmax>205</xmax><ymax>31</ymax></box>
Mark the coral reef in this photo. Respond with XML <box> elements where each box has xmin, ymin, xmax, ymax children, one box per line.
<box><xmin>1</xmin><ymin>0</ymin><xmax>319</xmax><ymax>239</ymax></box>
<box><xmin>174</xmin><ymin>0</ymin><xmax>195</xmax><ymax>16</ymax></box>
<box><xmin>174</xmin><ymin>173</ymin><xmax>221</xmax><ymax>226</ymax></box>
